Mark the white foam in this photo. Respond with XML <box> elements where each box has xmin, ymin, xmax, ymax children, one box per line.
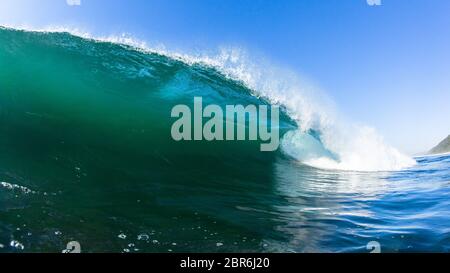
<box><xmin>0</xmin><ymin>25</ymin><xmax>416</xmax><ymax>171</ymax></box>
<box><xmin>300</xmin><ymin>126</ymin><xmax>416</xmax><ymax>172</ymax></box>
<box><xmin>0</xmin><ymin>181</ymin><xmax>35</xmax><ymax>194</ymax></box>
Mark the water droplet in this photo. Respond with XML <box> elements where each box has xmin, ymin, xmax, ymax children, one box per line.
<box><xmin>137</xmin><ymin>234</ymin><xmax>149</xmax><ymax>241</ymax></box>
<box><xmin>10</xmin><ymin>240</ymin><xmax>24</xmax><ymax>250</ymax></box>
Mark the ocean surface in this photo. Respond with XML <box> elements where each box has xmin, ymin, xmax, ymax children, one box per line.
<box><xmin>0</xmin><ymin>27</ymin><xmax>449</xmax><ymax>253</ymax></box>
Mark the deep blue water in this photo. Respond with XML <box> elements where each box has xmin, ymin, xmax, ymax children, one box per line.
<box><xmin>268</xmin><ymin>153</ymin><xmax>450</xmax><ymax>252</ymax></box>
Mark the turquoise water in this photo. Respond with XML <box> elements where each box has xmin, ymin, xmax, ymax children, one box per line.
<box><xmin>0</xmin><ymin>28</ymin><xmax>449</xmax><ymax>253</ymax></box>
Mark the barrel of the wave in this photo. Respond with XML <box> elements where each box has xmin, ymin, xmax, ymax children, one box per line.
<box><xmin>0</xmin><ymin>28</ymin><xmax>288</xmax><ymax>176</ymax></box>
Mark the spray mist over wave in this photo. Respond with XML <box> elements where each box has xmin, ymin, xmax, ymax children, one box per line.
<box><xmin>1</xmin><ymin>25</ymin><xmax>416</xmax><ymax>172</ymax></box>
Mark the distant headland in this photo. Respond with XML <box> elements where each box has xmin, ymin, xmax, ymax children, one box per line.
<box><xmin>429</xmin><ymin>135</ymin><xmax>450</xmax><ymax>155</ymax></box>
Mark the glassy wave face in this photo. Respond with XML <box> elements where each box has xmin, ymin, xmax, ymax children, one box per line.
<box><xmin>0</xmin><ymin>28</ymin><xmax>448</xmax><ymax>253</ymax></box>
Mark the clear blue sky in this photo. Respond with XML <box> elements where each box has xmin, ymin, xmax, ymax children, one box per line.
<box><xmin>1</xmin><ymin>0</ymin><xmax>449</xmax><ymax>154</ymax></box>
